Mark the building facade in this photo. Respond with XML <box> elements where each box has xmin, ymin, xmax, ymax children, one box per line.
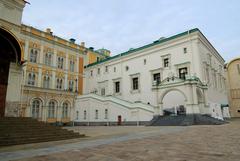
<box><xmin>76</xmin><ymin>28</ymin><xmax>229</xmax><ymax>124</ymax></box>
<box><xmin>0</xmin><ymin>0</ymin><xmax>108</xmax><ymax>124</ymax></box>
<box><xmin>226</xmin><ymin>57</ymin><xmax>240</xmax><ymax>117</ymax></box>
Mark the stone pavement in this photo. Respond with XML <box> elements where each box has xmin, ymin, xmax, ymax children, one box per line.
<box><xmin>1</xmin><ymin>120</ymin><xmax>240</xmax><ymax>161</ymax></box>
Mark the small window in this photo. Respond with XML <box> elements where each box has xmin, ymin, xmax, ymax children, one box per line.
<box><xmin>153</xmin><ymin>73</ymin><xmax>161</xmax><ymax>84</ymax></box>
<box><xmin>163</xmin><ymin>58</ymin><xmax>169</xmax><ymax>67</ymax></box>
<box><xmin>183</xmin><ymin>47</ymin><xmax>187</xmax><ymax>54</ymax></box>
<box><xmin>97</xmin><ymin>68</ymin><xmax>100</xmax><ymax>75</ymax></box>
<box><xmin>125</xmin><ymin>66</ymin><xmax>129</xmax><ymax>71</ymax></box>
<box><xmin>144</xmin><ymin>59</ymin><xmax>147</xmax><ymax>65</ymax></box>
<box><xmin>114</xmin><ymin>67</ymin><xmax>116</xmax><ymax>72</ymax></box>
<box><xmin>95</xmin><ymin>110</ymin><xmax>98</xmax><ymax>119</ymax></box>
<box><xmin>101</xmin><ymin>88</ymin><xmax>105</xmax><ymax>96</ymax></box>
<box><xmin>115</xmin><ymin>81</ymin><xmax>120</xmax><ymax>93</ymax></box>
<box><xmin>132</xmin><ymin>77</ymin><xmax>139</xmax><ymax>90</ymax></box>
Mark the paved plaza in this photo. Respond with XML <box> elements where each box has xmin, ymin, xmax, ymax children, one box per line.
<box><xmin>0</xmin><ymin>120</ymin><xmax>240</xmax><ymax>161</ymax></box>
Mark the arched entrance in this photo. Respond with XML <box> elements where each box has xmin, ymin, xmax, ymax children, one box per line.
<box><xmin>0</xmin><ymin>28</ymin><xmax>22</xmax><ymax>117</ymax></box>
<box><xmin>161</xmin><ymin>89</ymin><xmax>187</xmax><ymax>116</ymax></box>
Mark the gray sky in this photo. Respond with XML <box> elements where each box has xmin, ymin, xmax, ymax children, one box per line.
<box><xmin>22</xmin><ymin>0</ymin><xmax>240</xmax><ymax>62</ymax></box>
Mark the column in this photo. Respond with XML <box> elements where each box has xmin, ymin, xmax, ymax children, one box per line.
<box><xmin>65</xmin><ymin>54</ymin><xmax>69</xmax><ymax>71</ymax></box>
<box><xmin>38</xmin><ymin>68</ymin><xmax>42</xmax><ymax>87</ymax></box>
<box><xmin>24</xmin><ymin>40</ymin><xmax>29</xmax><ymax>60</ymax></box>
<box><xmin>52</xmin><ymin>71</ymin><xmax>56</xmax><ymax>89</ymax></box>
<box><xmin>53</xmin><ymin>49</ymin><xmax>57</xmax><ymax>67</ymax></box>
<box><xmin>39</xmin><ymin>45</ymin><xmax>44</xmax><ymax>64</ymax></box>
<box><xmin>64</xmin><ymin>73</ymin><xmax>68</xmax><ymax>90</ymax></box>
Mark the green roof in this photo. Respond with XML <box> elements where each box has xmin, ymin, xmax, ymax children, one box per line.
<box><xmin>86</xmin><ymin>28</ymin><xmax>224</xmax><ymax>68</ymax></box>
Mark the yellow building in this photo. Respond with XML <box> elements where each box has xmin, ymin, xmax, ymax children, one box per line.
<box><xmin>226</xmin><ymin>57</ymin><xmax>240</xmax><ymax>117</ymax></box>
<box><xmin>0</xmin><ymin>0</ymin><xmax>109</xmax><ymax>124</ymax></box>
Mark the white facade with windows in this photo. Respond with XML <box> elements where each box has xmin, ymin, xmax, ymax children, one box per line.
<box><xmin>75</xmin><ymin>28</ymin><xmax>229</xmax><ymax>124</ymax></box>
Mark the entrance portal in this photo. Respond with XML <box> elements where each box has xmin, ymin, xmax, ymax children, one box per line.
<box><xmin>0</xmin><ymin>28</ymin><xmax>22</xmax><ymax>117</ymax></box>
<box><xmin>162</xmin><ymin>89</ymin><xmax>187</xmax><ymax>116</ymax></box>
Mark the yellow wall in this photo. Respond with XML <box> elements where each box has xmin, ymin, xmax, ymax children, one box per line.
<box><xmin>227</xmin><ymin>58</ymin><xmax>240</xmax><ymax>117</ymax></box>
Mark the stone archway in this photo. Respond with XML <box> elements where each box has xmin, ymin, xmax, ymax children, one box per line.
<box><xmin>160</xmin><ymin>88</ymin><xmax>187</xmax><ymax>115</ymax></box>
<box><xmin>0</xmin><ymin>28</ymin><xmax>22</xmax><ymax>117</ymax></box>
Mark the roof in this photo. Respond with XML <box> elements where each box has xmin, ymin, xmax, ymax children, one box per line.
<box><xmin>86</xmin><ymin>28</ymin><xmax>224</xmax><ymax>68</ymax></box>
<box><xmin>226</xmin><ymin>57</ymin><xmax>240</xmax><ymax>69</ymax></box>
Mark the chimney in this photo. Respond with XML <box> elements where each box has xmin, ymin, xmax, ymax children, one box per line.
<box><xmin>80</xmin><ymin>42</ymin><xmax>85</xmax><ymax>47</ymax></box>
<box><xmin>69</xmin><ymin>38</ymin><xmax>76</xmax><ymax>43</ymax></box>
<box><xmin>46</xmin><ymin>28</ymin><xmax>52</xmax><ymax>34</ymax></box>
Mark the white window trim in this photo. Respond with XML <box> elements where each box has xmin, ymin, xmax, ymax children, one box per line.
<box><xmin>161</xmin><ymin>54</ymin><xmax>171</xmax><ymax>69</ymax></box>
<box><xmin>129</xmin><ymin>73</ymin><xmax>140</xmax><ymax>94</ymax></box>
<box><xmin>113</xmin><ymin>77</ymin><xmax>122</xmax><ymax>95</ymax></box>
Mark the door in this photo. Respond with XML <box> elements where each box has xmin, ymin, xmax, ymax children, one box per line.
<box><xmin>117</xmin><ymin>115</ymin><xmax>122</xmax><ymax>125</ymax></box>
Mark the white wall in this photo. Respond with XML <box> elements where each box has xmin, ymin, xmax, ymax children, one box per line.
<box><xmin>83</xmin><ymin>30</ymin><xmax>228</xmax><ymax>116</ymax></box>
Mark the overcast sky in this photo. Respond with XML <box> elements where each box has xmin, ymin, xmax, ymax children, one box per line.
<box><xmin>22</xmin><ymin>0</ymin><xmax>240</xmax><ymax>62</ymax></box>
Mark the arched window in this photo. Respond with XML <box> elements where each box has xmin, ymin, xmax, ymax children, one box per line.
<box><xmin>48</xmin><ymin>101</ymin><xmax>55</xmax><ymax>118</ymax></box>
<box><xmin>62</xmin><ymin>102</ymin><xmax>68</xmax><ymax>118</ymax></box>
<box><xmin>57</xmin><ymin>57</ymin><xmax>64</xmax><ymax>69</ymax></box>
<box><xmin>104</xmin><ymin>109</ymin><xmax>108</xmax><ymax>119</ymax></box>
<box><xmin>30</xmin><ymin>49</ymin><xmax>38</xmax><ymax>63</ymax></box>
<box><xmin>76</xmin><ymin>111</ymin><xmax>79</xmax><ymax>120</ymax></box>
<box><xmin>70</xmin><ymin>60</ymin><xmax>75</xmax><ymax>72</ymax></box>
<box><xmin>28</xmin><ymin>73</ymin><xmax>36</xmax><ymax>86</ymax></box>
<box><xmin>43</xmin><ymin>76</ymin><xmax>50</xmax><ymax>88</ymax></box>
<box><xmin>69</xmin><ymin>80</ymin><xmax>74</xmax><ymax>92</ymax></box>
<box><xmin>95</xmin><ymin>110</ymin><xmax>98</xmax><ymax>119</ymax></box>
<box><xmin>56</xmin><ymin>78</ymin><xmax>63</xmax><ymax>90</ymax></box>
<box><xmin>32</xmin><ymin>99</ymin><xmax>40</xmax><ymax>118</ymax></box>
<box><xmin>45</xmin><ymin>53</ymin><xmax>52</xmax><ymax>66</ymax></box>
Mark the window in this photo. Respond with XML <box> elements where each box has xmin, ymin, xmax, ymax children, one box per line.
<box><xmin>57</xmin><ymin>57</ymin><xmax>64</xmax><ymax>69</ymax></box>
<box><xmin>48</xmin><ymin>101</ymin><xmax>55</xmax><ymax>118</ymax></box>
<box><xmin>28</xmin><ymin>73</ymin><xmax>36</xmax><ymax>86</ymax></box>
<box><xmin>30</xmin><ymin>49</ymin><xmax>38</xmax><ymax>63</ymax></box>
<box><xmin>97</xmin><ymin>57</ymin><xmax>100</xmax><ymax>62</ymax></box>
<box><xmin>70</xmin><ymin>60</ymin><xmax>75</xmax><ymax>72</ymax></box>
<box><xmin>84</xmin><ymin>110</ymin><xmax>87</xmax><ymax>120</ymax></box>
<box><xmin>56</xmin><ymin>78</ymin><xmax>63</xmax><ymax>90</ymax></box>
<box><xmin>183</xmin><ymin>47</ymin><xmax>187</xmax><ymax>54</ymax></box>
<box><xmin>62</xmin><ymin>102</ymin><xmax>68</xmax><ymax>118</ymax></box>
<box><xmin>105</xmin><ymin>66</ymin><xmax>108</xmax><ymax>72</ymax></box>
<box><xmin>115</xmin><ymin>81</ymin><xmax>120</xmax><ymax>93</ymax></box>
<box><xmin>32</xmin><ymin>99</ymin><xmax>40</xmax><ymax>118</ymax></box>
<box><xmin>101</xmin><ymin>88</ymin><xmax>105</xmax><ymax>96</ymax></box>
<box><xmin>69</xmin><ymin>80</ymin><xmax>74</xmax><ymax>91</ymax></box>
<box><xmin>97</xmin><ymin>68</ymin><xmax>100</xmax><ymax>75</ymax></box>
<box><xmin>105</xmin><ymin>109</ymin><xmax>108</xmax><ymax>119</ymax></box>
<box><xmin>95</xmin><ymin>110</ymin><xmax>98</xmax><ymax>119</ymax></box>
<box><xmin>43</xmin><ymin>76</ymin><xmax>50</xmax><ymax>88</ymax></box>
<box><xmin>45</xmin><ymin>53</ymin><xmax>52</xmax><ymax>66</ymax></box>
<box><xmin>144</xmin><ymin>59</ymin><xmax>147</xmax><ymax>65</ymax></box>
<box><xmin>132</xmin><ymin>77</ymin><xmax>139</xmax><ymax>90</ymax></box>
<box><xmin>125</xmin><ymin>66</ymin><xmax>129</xmax><ymax>71</ymax></box>
<box><xmin>114</xmin><ymin>67</ymin><xmax>116</xmax><ymax>72</ymax></box>
<box><xmin>179</xmin><ymin>67</ymin><xmax>188</xmax><ymax>80</ymax></box>
<box><xmin>153</xmin><ymin>73</ymin><xmax>161</xmax><ymax>84</ymax></box>
<box><xmin>76</xmin><ymin>111</ymin><xmax>79</xmax><ymax>120</ymax></box>
<box><xmin>164</xmin><ymin>58</ymin><xmax>169</xmax><ymax>67</ymax></box>
<box><xmin>90</xmin><ymin>70</ymin><xmax>93</xmax><ymax>76</ymax></box>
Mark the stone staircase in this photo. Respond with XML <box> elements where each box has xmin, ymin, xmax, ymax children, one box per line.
<box><xmin>0</xmin><ymin>117</ymin><xmax>85</xmax><ymax>146</ymax></box>
<box><xmin>149</xmin><ymin>114</ymin><xmax>226</xmax><ymax>126</ymax></box>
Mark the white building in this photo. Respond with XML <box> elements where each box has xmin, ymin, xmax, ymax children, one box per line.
<box><xmin>75</xmin><ymin>28</ymin><xmax>229</xmax><ymax>125</ymax></box>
